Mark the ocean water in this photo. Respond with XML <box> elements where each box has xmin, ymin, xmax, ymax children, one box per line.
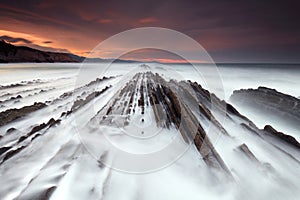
<box><xmin>1</xmin><ymin>62</ymin><xmax>299</xmax><ymax>131</ymax></box>
<box><xmin>0</xmin><ymin>63</ymin><xmax>299</xmax><ymax>200</ymax></box>
<box><xmin>2</xmin><ymin>63</ymin><xmax>299</xmax><ymax>98</ymax></box>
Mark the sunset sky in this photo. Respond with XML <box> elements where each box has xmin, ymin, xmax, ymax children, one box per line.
<box><xmin>0</xmin><ymin>0</ymin><xmax>300</xmax><ymax>63</ymax></box>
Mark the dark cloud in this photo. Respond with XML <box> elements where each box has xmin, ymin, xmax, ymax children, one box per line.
<box><xmin>43</xmin><ymin>40</ymin><xmax>53</xmax><ymax>44</ymax></box>
<box><xmin>0</xmin><ymin>34</ymin><xmax>70</xmax><ymax>53</ymax></box>
<box><xmin>0</xmin><ymin>35</ymin><xmax>32</xmax><ymax>44</ymax></box>
<box><xmin>0</xmin><ymin>0</ymin><xmax>300</xmax><ymax>62</ymax></box>
<box><xmin>27</xmin><ymin>43</ymin><xmax>71</xmax><ymax>53</ymax></box>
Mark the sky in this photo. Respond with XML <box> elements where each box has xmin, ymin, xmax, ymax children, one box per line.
<box><xmin>0</xmin><ymin>0</ymin><xmax>300</xmax><ymax>63</ymax></box>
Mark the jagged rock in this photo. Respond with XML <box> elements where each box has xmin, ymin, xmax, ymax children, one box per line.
<box><xmin>0</xmin><ymin>102</ymin><xmax>47</xmax><ymax>126</ymax></box>
<box><xmin>237</xmin><ymin>143</ymin><xmax>276</xmax><ymax>174</ymax></box>
<box><xmin>0</xmin><ymin>83</ymin><xmax>22</xmax><ymax>89</ymax></box>
<box><xmin>100</xmin><ymin>72</ymin><xmax>232</xmax><ymax>175</ymax></box>
<box><xmin>6</xmin><ymin>127</ymin><xmax>17</xmax><ymax>133</ymax></box>
<box><xmin>238</xmin><ymin>143</ymin><xmax>259</xmax><ymax>163</ymax></box>
<box><xmin>24</xmin><ymin>186</ymin><xmax>57</xmax><ymax>200</ymax></box>
<box><xmin>71</xmin><ymin>86</ymin><xmax>111</xmax><ymax>112</ymax></box>
<box><xmin>263</xmin><ymin>125</ymin><xmax>300</xmax><ymax>149</ymax></box>
<box><xmin>230</xmin><ymin>86</ymin><xmax>300</xmax><ymax>128</ymax></box>
<box><xmin>0</xmin><ymin>146</ymin><xmax>11</xmax><ymax>156</ymax></box>
<box><xmin>17</xmin><ymin>118</ymin><xmax>61</xmax><ymax>143</ymax></box>
<box><xmin>10</xmin><ymin>95</ymin><xmax>22</xmax><ymax>100</ymax></box>
<box><xmin>1</xmin><ymin>146</ymin><xmax>25</xmax><ymax>164</ymax></box>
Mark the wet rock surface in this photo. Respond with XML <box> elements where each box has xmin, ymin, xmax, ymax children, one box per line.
<box><xmin>263</xmin><ymin>125</ymin><xmax>300</xmax><ymax>149</ymax></box>
<box><xmin>0</xmin><ymin>102</ymin><xmax>46</xmax><ymax>126</ymax></box>
<box><xmin>98</xmin><ymin>72</ymin><xmax>299</xmax><ymax>176</ymax></box>
<box><xmin>230</xmin><ymin>86</ymin><xmax>300</xmax><ymax>128</ymax></box>
<box><xmin>238</xmin><ymin>143</ymin><xmax>260</xmax><ymax>163</ymax></box>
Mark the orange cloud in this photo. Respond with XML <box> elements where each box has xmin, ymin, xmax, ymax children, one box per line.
<box><xmin>124</xmin><ymin>57</ymin><xmax>209</xmax><ymax>64</ymax></box>
<box><xmin>0</xmin><ymin>30</ymin><xmax>48</xmax><ymax>47</ymax></box>
<box><xmin>98</xmin><ymin>19</ymin><xmax>112</xmax><ymax>24</ymax></box>
<box><xmin>139</xmin><ymin>17</ymin><xmax>157</xmax><ymax>23</ymax></box>
<box><xmin>0</xmin><ymin>30</ymin><xmax>72</xmax><ymax>53</ymax></box>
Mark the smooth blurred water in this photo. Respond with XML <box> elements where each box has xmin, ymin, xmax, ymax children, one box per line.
<box><xmin>0</xmin><ymin>63</ymin><xmax>299</xmax><ymax>200</ymax></box>
<box><xmin>1</xmin><ymin>63</ymin><xmax>299</xmax><ymax>100</ymax></box>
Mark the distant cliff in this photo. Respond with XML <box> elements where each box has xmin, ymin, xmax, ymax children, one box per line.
<box><xmin>0</xmin><ymin>40</ymin><xmax>83</xmax><ymax>63</ymax></box>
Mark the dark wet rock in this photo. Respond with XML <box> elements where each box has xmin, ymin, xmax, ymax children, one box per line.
<box><xmin>0</xmin><ymin>83</ymin><xmax>23</xmax><ymax>89</ymax></box>
<box><xmin>230</xmin><ymin>86</ymin><xmax>300</xmax><ymax>128</ymax></box>
<box><xmin>238</xmin><ymin>143</ymin><xmax>259</xmax><ymax>163</ymax></box>
<box><xmin>241</xmin><ymin>122</ymin><xmax>300</xmax><ymax>154</ymax></box>
<box><xmin>1</xmin><ymin>146</ymin><xmax>26</xmax><ymax>163</ymax></box>
<box><xmin>17</xmin><ymin>118</ymin><xmax>61</xmax><ymax>143</ymax></box>
<box><xmin>194</xmin><ymin>126</ymin><xmax>232</xmax><ymax>176</ymax></box>
<box><xmin>0</xmin><ymin>102</ymin><xmax>46</xmax><ymax>126</ymax></box>
<box><xmin>0</xmin><ymin>94</ymin><xmax>23</xmax><ymax>104</ymax></box>
<box><xmin>47</xmin><ymin>118</ymin><xmax>61</xmax><ymax>127</ymax></box>
<box><xmin>53</xmin><ymin>77</ymin><xmax>113</xmax><ymax>105</ymax></box>
<box><xmin>237</xmin><ymin>143</ymin><xmax>276</xmax><ymax>174</ymax></box>
<box><xmin>97</xmin><ymin>152</ymin><xmax>108</xmax><ymax>169</ymax></box>
<box><xmin>34</xmin><ymin>186</ymin><xmax>57</xmax><ymax>200</ymax></box>
<box><xmin>59</xmin><ymin>91</ymin><xmax>72</xmax><ymax>99</ymax></box>
<box><xmin>263</xmin><ymin>125</ymin><xmax>300</xmax><ymax>149</ymax></box>
<box><xmin>6</xmin><ymin>127</ymin><xmax>17</xmax><ymax>133</ymax></box>
<box><xmin>226</xmin><ymin>103</ymin><xmax>256</xmax><ymax>127</ymax></box>
<box><xmin>0</xmin><ymin>146</ymin><xmax>12</xmax><ymax>156</ymax></box>
<box><xmin>98</xmin><ymin>72</ymin><xmax>299</xmax><ymax>177</ymax></box>
<box><xmin>100</xmin><ymin>72</ymin><xmax>232</xmax><ymax>176</ymax></box>
<box><xmin>138</xmin><ymin>84</ymin><xmax>145</xmax><ymax>114</ymax></box>
<box><xmin>240</xmin><ymin>123</ymin><xmax>261</xmax><ymax>137</ymax></box>
<box><xmin>185</xmin><ymin>81</ymin><xmax>230</xmax><ymax>135</ymax></box>
<box><xmin>71</xmin><ymin>85</ymin><xmax>111</xmax><ymax>113</ymax></box>
<box><xmin>61</xmin><ymin>110</ymin><xmax>72</xmax><ymax>117</ymax></box>
<box><xmin>31</xmin><ymin>133</ymin><xmax>42</xmax><ymax>141</ymax></box>
<box><xmin>10</xmin><ymin>94</ymin><xmax>22</xmax><ymax>100</ymax></box>
<box><xmin>85</xmin><ymin>76</ymin><xmax>114</xmax><ymax>88</ymax></box>
<box><xmin>17</xmin><ymin>123</ymin><xmax>47</xmax><ymax>143</ymax></box>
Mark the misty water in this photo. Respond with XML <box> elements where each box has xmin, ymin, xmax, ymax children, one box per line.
<box><xmin>0</xmin><ymin>63</ymin><xmax>299</xmax><ymax>200</ymax></box>
<box><xmin>1</xmin><ymin>63</ymin><xmax>299</xmax><ymax>137</ymax></box>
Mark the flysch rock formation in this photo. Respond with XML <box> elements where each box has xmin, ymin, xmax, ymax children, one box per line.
<box><xmin>0</xmin><ymin>68</ymin><xmax>299</xmax><ymax>200</ymax></box>
<box><xmin>230</xmin><ymin>86</ymin><xmax>300</xmax><ymax>130</ymax></box>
